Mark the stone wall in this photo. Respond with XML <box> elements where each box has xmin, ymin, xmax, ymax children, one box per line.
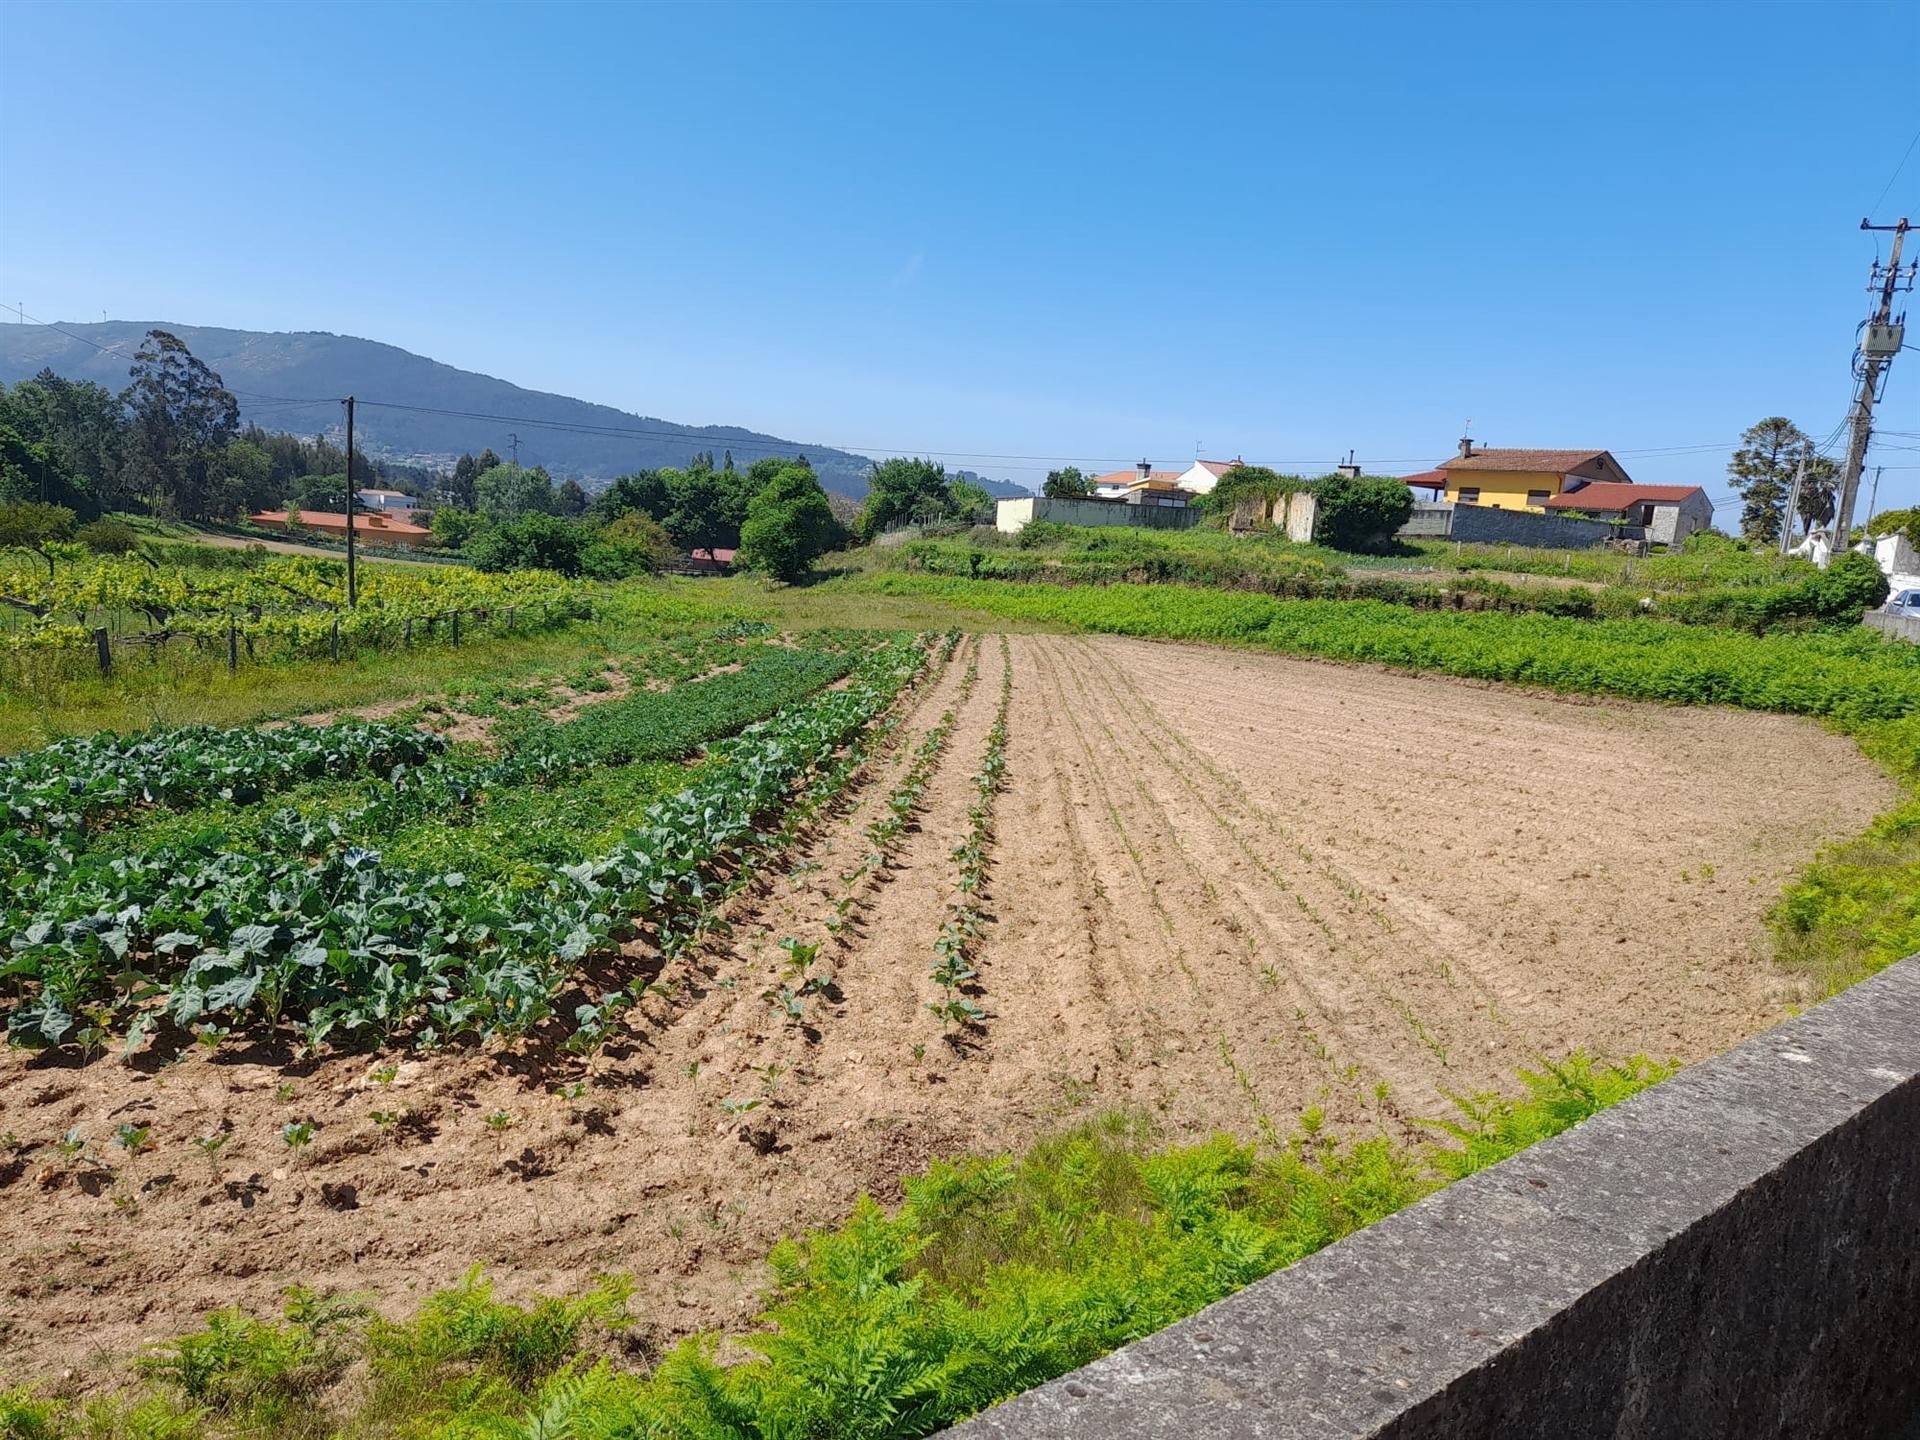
<box><xmin>1865</xmin><ymin>611</ymin><xmax>1920</xmax><ymax>644</ymax></box>
<box><xmin>945</xmin><ymin>954</ymin><xmax>1920</xmax><ymax>1440</ymax></box>
<box><xmin>995</xmin><ymin>496</ymin><xmax>1203</xmax><ymax>535</ymax></box>
<box><xmin>1447</xmin><ymin>503</ymin><xmax>1622</xmax><ymax>549</ymax></box>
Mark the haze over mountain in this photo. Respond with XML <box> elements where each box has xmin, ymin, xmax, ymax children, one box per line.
<box><xmin>0</xmin><ymin>321</ymin><xmax>1032</xmax><ymax>499</ymax></box>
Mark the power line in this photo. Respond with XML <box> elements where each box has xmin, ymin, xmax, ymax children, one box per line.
<box><xmin>1870</xmin><ymin>122</ymin><xmax>1920</xmax><ymax>217</ymax></box>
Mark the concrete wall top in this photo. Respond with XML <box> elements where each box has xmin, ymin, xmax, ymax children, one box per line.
<box><xmin>945</xmin><ymin>954</ymin><xmax>1920</xmax><ymax>1439</ymax></box>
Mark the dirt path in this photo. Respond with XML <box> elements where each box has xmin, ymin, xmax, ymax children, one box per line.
<box><xmin>0</xmin><ymin>632</ymin><xmax>1894</xmax><ymax>1377</ymax></box>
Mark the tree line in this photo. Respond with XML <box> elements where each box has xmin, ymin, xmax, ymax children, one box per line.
<box><xmin>0</xmin><ymin>330</ymin><xmax>430</xmax><ymax>524</ymax></box>
<box><xmin>439</xmin><ymin>452</ymin><xmax>993</xmax><ymax>582</ymax></box>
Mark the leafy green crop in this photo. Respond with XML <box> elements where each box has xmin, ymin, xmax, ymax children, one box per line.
<box><xmin>0</xmin><ymin>638</ymin><xmax>929</xmax><ymax>1052</ymax></box>
<box><xmin>0</xmin><ymin>719</ymin><xmax>445</xmax><ymax>838</ymax></box>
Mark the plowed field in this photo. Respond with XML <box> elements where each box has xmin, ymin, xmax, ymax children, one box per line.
<box><xmin>0</xmin><ymin>632</ymin><xmax>1893</xmax><ymax>1374</ymax></box>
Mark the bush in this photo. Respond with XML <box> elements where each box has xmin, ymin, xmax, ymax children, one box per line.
<box><xmin>0</xmin><ymin>501</ymin><xmax>76</xmax><ymax>549</ymax></box>
<box><xmin>75</xmin><ymin>517</ymin><xmax>140</xmax><ymax>555</ymax></box>
<box><xmin>736</xmin><ymin>464</ymin><xmax>842</xmax><ymax>582</ymax></box>
<box><xmin>1313</xmin><ymin>475</ymin><xmax>1413</xmax><ymax>552</ymax></box>
<box><xmin>466</xmin><ymin>513</ymin><xmax>589</xmax><ymax>576</ymax></box>
<box><xmin>432</xmin><ymin>507</ymin><xmax>486</xmax><ymax>549</ymax></box>
<box><xmin>580</xmin><ymin>511</ymin><xmax>675</xmax><ymax>580</ymax></box>
<box><xmin>1665</xmin><ymin>551</ymin><xmax>1889</xmax><ymax>631</ymax></box>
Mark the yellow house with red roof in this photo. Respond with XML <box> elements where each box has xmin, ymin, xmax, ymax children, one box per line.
<box><xmin>1432</xmin><ymin>440</ymin><xmax>1632</xmax><ymax>512</ymax></box>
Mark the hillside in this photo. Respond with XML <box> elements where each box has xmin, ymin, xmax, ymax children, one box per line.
<box><xmin>0</xmin><ymin>321</ymin><xmax>1022</xmax><ymax>499</ymax></box>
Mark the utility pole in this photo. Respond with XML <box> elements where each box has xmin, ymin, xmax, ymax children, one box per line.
<box><xmin>344</xmin><ymin>396</ymin><xmax>358</xmax><ymax>608</ymax></box>
<box><xmin>508</xmin><ymin>432</ymin><xmax>520</xmax><ymax>466</ymax></box>
<box><xmin>1779</xmin><ymin>455</ymin><xmax>1806</xmax><ymax>555</ymax></box>
<box><xmin>1830</xmin><ymin>216</ymin><xmax>1914</xmax><ymax>564</ymax></box>
<box><xmin>1865</xmin><ymin>464</ymin><xmax>1884</xmax><ymax>529</ymax></box>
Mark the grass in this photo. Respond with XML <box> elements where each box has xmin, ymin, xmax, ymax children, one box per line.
<box><xmin>0</xmin><ymin>1058</ymin><xmax>1668</xmax><ymax>1440</ymax></box>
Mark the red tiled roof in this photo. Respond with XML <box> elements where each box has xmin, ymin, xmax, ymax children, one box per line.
<box><xmin>1437</xmin><ymin>448</ymin><xmax>1614</xmax><ymax>473</ymax></box>
<box><xmin>1399</xmin><ymin>469</ymin><xmax>1448</xmax><ymax>489</ymax></box>
<box><xmin>1542</xmin><ymin>483</ymin><xmax>1706</xmax><ymax>511</ymax></box>
<box><xmin>251</xmin><ymin>509</ymin><xmax>432</xmax><ymax>536</ymax></box>
<box><xmin>690</xmin><ymin>548</ymin><xmax>737</xmax><ymax>563</ymax></box>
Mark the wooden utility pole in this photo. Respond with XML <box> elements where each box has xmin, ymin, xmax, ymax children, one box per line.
<box><xmin>1831</xmin><ymin>217</ymin><xmax>1913</xmax><ymax>564</ymax></box>
<box><xmin>344</xmin><ymin>395</ymin><xmax>358</xmax><ymax>607</ymax></box>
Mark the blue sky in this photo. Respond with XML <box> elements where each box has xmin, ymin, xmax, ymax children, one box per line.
<box><xmin>3</xmin><ymin>0</ymin><xmax>1918</xmax><ymax>517</ymax></box>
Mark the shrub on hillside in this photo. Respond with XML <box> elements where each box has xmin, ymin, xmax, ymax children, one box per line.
<box><xmin>0</xmin><ymin>501</ymin><xmax>76</xmax><ymax>549</ymax></box>
<box><xmin>75</xmin><ymin>517</ymin><xmax>140</xmax><ymax>555</ymax></box>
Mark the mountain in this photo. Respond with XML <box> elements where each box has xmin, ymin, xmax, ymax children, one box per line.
<box><xmin>0</xmin><ymin>320</ymin><xmax>988</xmax><ymax>498</ymax></box>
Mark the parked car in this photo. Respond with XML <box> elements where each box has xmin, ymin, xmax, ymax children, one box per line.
<box><xmin>1885</xmin><ymin>588</ymin><xmax>1920</xmax><ymax>619</ymax></box>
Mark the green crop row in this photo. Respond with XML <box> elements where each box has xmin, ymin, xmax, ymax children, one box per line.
<box><xmin>0</xmin><ymin>718</ymin><xmax>446</xmax><ymax>838</ymax></box>
<box><xmin>0</xmin><ymin>638</ymin><xmax>930</xmax><ymax>1053</ymax></box>
<box><xmin>0</xmin><ymin>1056</ymin><xmax>1669</xmax><ymax>1440</ymax></box>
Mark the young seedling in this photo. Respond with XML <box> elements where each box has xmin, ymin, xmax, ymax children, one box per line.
<box><xmin>370</xmin><ymin>1063</ymin><xmax>399</xmax><ymax>1087</ymax></box>
<box><xmin>281</xmin><ymin>1120</ymin><xmax>318</xmax><ymax>1164</ymax></box>
<box><xmin>718</xmin><ymin>1096</ymin><xmax>761</xmax><ymax>1120</ymax></box>
<box><xmin>482</xmin><ymin>1109</ymin><xmax>515</xmax><ymax>1158</ymax></box>
<box><xmin>369</xmin><ymin>1110</ymin><xmax>401</xmax><ymax>1132</ymax></box>
<box><xmin>53</xmin><ymin>1128</ymin><xmax>87</xmax><ymax>1162</ymax></box>
<box><xmin>193</xmin><ymin>1134</ymin><xmax>228</xmax><ymax>1171</ymax></box>
<box><xmin>274</xmin><ymin>1082</ymin><xmax>297</xmax><ymax>1105</ymax></box>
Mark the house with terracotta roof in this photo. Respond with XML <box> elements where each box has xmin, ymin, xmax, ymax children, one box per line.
<box><xmin>1543</xmin><ymin>482</ymin><xmax>1714</xmax><ymax>547</ymax></box>
<box><xmin>1435</xmin><ymin>440</ymin><xmax>1632</xmax><ymax>512</ymax></box>
<box><xmin>250</xmin><ymin>508</ymin><xmax>436</xmax><ymax>548</ymax></box>
<box><xmin>1090</xmin><ymin>460</ymin><xmax>1198</xmax><ymax>507</ymax></box>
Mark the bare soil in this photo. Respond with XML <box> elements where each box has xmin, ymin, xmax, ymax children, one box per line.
<box><xmin>0</xmin><ymin>633</ymin><xmax>1893</xmax><ymax>1378</ymax></box>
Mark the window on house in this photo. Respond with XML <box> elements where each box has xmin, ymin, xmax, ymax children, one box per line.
<box><xmin>1527</xmin><ymin>490</ymin><xmax>1551</xmax><ymax>506</ymax></box>
<box><xmin>1457</xmin><ymin>486</ymin><xmax>1480</xmax><ymax>503</ymax></box>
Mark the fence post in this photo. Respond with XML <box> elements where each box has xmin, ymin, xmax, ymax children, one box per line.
<box><xmin>94</xmin><ymin>627</ymin><xmax>111</xmax><ymax>676</ymax></box>
<box><xmin>227</xmin><ymin>621</ymin><xmax>238</xmax><ymax>673</ymax></box>
<box><xmin>330</xmin><ymin>618</ymin><xmax>340</xmax><ymax>662</ymax></box>
<box><xmin>451</xmin><ymin>611</ymin><xmax>461</xmax><ymax>646</ymax></box>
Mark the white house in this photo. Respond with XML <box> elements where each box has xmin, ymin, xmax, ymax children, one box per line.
<box><xmin>1172</xmin><ymin>458</ymin><xmax>1244</xmax><ymax>495</ymax></box>
<box><xmin>357</xmin><ymin>488</ymin><xmax>419</xmax><ymax>512</ymax></box>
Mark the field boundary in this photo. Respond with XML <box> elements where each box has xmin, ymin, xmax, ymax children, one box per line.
<box><xmin>945</xmin><ymin>952</ymin><xmax>1920</xmax><ymax>1440</ymax></box>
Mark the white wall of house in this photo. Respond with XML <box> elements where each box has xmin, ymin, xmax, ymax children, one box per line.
<box><xmin>1176</xmin><ymin>461</ymin><xmax>1224</xmax><ymax>494</ymax></box>
<box><xmin>358</xmin><ymin>490</ymin><xmax>417</xmax><ymax>511</ymax></box>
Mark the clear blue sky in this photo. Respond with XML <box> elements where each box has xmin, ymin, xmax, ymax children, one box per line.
<box><xmin>3</xmin><ymin>0</ymin><xmax>1918</xmax><ymax>517</ymax></box>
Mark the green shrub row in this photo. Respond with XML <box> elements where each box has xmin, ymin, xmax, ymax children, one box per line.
<box><xmin>886</xmin><ymin>538</ymin><xmax>1887</xmax><ymax>633</ymax></box>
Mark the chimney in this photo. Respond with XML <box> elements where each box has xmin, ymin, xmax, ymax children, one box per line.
<box><xmin>1457</xmin><ymin>436</ymin><xmax>1475</xmax><ymax>459</ymax></box>
<box><xmin>1137</xmin><ymin>458</ymin><xmax>1153</xmax><ymax>482</ymax></box>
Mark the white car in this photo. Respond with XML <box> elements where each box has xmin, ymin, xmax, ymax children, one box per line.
<box><xmin>1886</xmin><ymin>588</ymin><xmax>1920</xmax><ymax>619</ymax></box>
